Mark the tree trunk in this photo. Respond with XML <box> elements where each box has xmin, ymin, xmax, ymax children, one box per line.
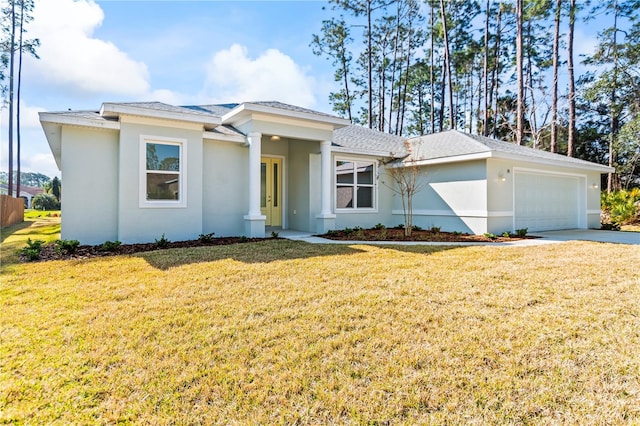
<box><xmin>7</xmin><ymin>0</ymin><xmax>16</xmax><ymax>197</ymax></box>
<box><xmin>491</xmin><ymin>4</ymin><xmax>502</xmax><ymax>138</ymax></box>
<box><xmin>551</xmin><ymin>0</ymin><xmax>561</xmax><ymax>153</ymax></box>
<box><xmin>17</xmin><ymin>0</ymin><xmax>26</xmax><ymax>200</ymax></box>
<box><xmin>567</xmin><ymin>0</ymin><xmax>576</xmax><ymax>157</ymax></box>
<box><xmin>515</xmin><ymin>0</ymin><xmax>525</xmax><ymax>145</ymax></box>
<box><xmin>430</xmin><ymin>1</ymin><xmax>435</xmax><ymax>134</ymax></box>
<box><xmin>440</xmin><ymin>0</ymin><xmax>454</xmax><ymax>129</ymax></box>
<box><xmin>483</xmin><ymin>0</ymin><xmax>490</xmax><ymax>136</ymax></box>
<box><xmin>607</xmin><ymin>0</ymin><xmax>619</xmax><ymax>193</ymax></box>
<box><xmin>367</xmin><ymin>0</ymin><xmax>373</xmax><ymax>129</ymax></box>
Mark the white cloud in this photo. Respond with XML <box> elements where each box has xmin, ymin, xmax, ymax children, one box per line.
<box><xmin>27</xmin><ymin>0</ymin><xmax>150</xmax><ymax>96</ymax></box>
<box><xmin>204</xmin><ymin>44</ymin><xmax>316</xmax><ymax>107</ymax></box>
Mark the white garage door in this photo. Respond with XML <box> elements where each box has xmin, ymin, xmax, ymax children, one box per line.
<box><xmin>514</xmin><ymin>172</ymin><xmax>581</xmax><ymax>231</ymax></box>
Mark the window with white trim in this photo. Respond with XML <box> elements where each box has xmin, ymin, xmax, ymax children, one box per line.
<box><xmin>140</xmin><ymin>136</ymin><xmax>186</xmax><ymax>207</ymax></box>
<box><xmin>335</xmin><ymin>159</ymin><xmax>376</xmax><ymax>210</ymax></box>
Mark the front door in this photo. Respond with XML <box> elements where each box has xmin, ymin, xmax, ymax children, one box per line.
<box><xmin>260</xmin><ymin>157</ymin><xmax>282</xmax><ymax>226</ymax></box>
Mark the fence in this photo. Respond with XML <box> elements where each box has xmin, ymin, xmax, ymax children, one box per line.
<box><xmin>1</xmin><ymin>195</ymin><xmax>24</xmax><ymax>228</ymax></box>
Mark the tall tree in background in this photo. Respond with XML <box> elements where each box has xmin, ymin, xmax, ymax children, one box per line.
<box><xmin>311</xmin><ymin>17</ymin><xmax>355</xmax><ymax>120</ymax></box>
<box><xmin>312</xmin><ymin>0</ymin><xmax>638</xmax><ymax>188</ymax></box>
<box><xmin>515</xmin><ymin>0</ymin><xmax>525</xmax><ymax>145</ymax></box>
<box><xmin>583</xmin><ymin>0</ymin><xmax>640</xmax><ymax>192</ymax></box>
<box><xmin>550</xmin><ymin>0</ymin><xmax>562</xmax><ymax>153</ymax></box>
<box><xmin>439</xmin><ymin>0</ymin><xmax>454</xmax><ymax>129</ymax></box>
<box><xmin>5</xmin><ymin>0</ymin><xmax>16</xmax><ymax>196</ymax></box>
<box><xmin>482</xmin><ymin>0</ymin><xmax>490</xmax><ymax>136</ymax></box>
<box><xmin>1</xmin><ymin>0</ymin><xmax>38</xmax><ymax>197</ymax></box>
<box><xmin>567</xmin><ymin>0</ymin><xmax>576</xmax><ymax>157</ymax></box>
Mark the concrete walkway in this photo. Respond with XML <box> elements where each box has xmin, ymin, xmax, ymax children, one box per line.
<box><xmin>279</xmin><ymin>229</ymin><xmax>639</xmax><ymax>246</ymax></box>
<box><xmin>531</xmin><ymin>229</ymin><xmax>639</xmax><ymax>245</ymax></box>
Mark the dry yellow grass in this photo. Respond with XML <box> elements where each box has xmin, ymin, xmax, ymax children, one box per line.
<box><xmin>1</xmin><ymin>212</ymin><xmax>61</xmax><ymax>265</ymax></box>
<box><xmin>1</xmin><ymin>239</ymin><xmax>639</xmax><ymax>424</ymax></box>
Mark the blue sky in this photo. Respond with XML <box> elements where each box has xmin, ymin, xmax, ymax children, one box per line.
<box><xmin>1</xmin><ymin>0</ymin><xmax>339</xmax><ymax>178</ymax></box>
<box><xmin>1</xmin><ymin>0</ymin><xmax>604</xmax><ymax>180</ymax></box>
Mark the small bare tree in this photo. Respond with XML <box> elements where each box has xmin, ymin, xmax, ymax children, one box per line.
<box><xmin>383</xmin><ymin>141</ymin><xmax>428</xmax><ymax>237</ymax></box>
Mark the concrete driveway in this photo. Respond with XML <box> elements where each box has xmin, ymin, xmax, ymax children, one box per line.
<box><xmin>532</xmin><ymin>229</ymin><xmax>640</xmax><ymax>245</ymax></box>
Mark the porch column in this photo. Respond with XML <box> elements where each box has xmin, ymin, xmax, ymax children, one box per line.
<box><xmin>316</xmin><ymin>140</ymin><xmax>336</xmax><ymax>233</ymax></box>
<box><xmin>244</xmin><ymin>132</ymin><xmax>266</xmax><ymax>237</ymax></box>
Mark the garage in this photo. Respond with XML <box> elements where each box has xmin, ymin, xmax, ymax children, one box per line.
<box><xmin>514</xmin><ymin>171</ymin><xmax>582</xmax><ymax>231</ymax></box>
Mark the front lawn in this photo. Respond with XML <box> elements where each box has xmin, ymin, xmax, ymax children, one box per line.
<box><xmin>1</xmin><ymin>240</ymin><xmax>639</xmax><ymax>423</ymax></box>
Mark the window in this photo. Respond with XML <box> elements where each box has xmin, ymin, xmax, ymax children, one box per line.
<box><xmin>335</xmin><ymin>159</ymin><xmax>376</xmax><ymax>210</ymax></box>
<box><xmin>140</xmin><ymin>136</ymin><xmax>186</xmax><ymax>207</ymax></box>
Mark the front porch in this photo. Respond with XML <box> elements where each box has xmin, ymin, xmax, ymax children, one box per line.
<box><xmin>243</xmin><ymin>134</ymin><xmax>335</xmax><ymax>238</ymax></box>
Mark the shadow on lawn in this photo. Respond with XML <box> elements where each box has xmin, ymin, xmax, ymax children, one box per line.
<box><xmin>136</xmin><ymin>239</ymin><xmax>460</xmax><ymax>270</ymax></box>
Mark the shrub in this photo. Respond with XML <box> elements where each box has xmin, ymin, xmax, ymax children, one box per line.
<box><xmin>32</xmin><ymin>193</ymin><xmax>60</xmax><ymax>211</ymax></box>
<box><xmin>271</xmin><ymin>231</ymin><xmax>280</xmax><ymax>238</ymax></box>
<box><xmin>394</xmin><ymin>224</ymin><xmax>405</xmax><ymax>230</ymax></box>
<box><xmin>373</xmin><ymin>223</ymin><xmax>386</xmax><ymax>230</ymax></box>
<box><xmin>483</xmin><ymin>232</ymin><xmax>497</xmax><ymax>240</ymax></box>
<box><xmin>516</xmin><ymin>228</ymin><xmax>528</xmax><ymax>237</ymax></box>
<box><xmin>326</xmin><ymin>229</ymin><xmax>339</xmax><ymax>237</ymax></box>
<box><xmin>198</xmin><ymin>232</ymin><xmax>216</xmax><ymax>243</ymax></box>
<box><xmin>155</xmin><ymin>233</ymin><xmax>170</xmax><ymax>248</ymax></box>
<box><xmin>429</xmin><ymin>226</ymin><xmax>440</xmax><ymax>233</ymax></box>
<box><xmin>21</xmin><ymin>238</ymin><xmax>45</xmax><ymax>261</ymax></box>
<box><xmin>239</xmin><ymin>235</ymin><xmax>249</xmax><ymax>243</ymax></box>
<box><xmin>56</xmin><ymin>239</ymin><xmax>80</xmax><ymax>254</ymax></box>
<box><xmin>601</xmin><ymin>189</ymin><xmax>640</xmax><ymax>225</ymax></box>
<box><xmin>502</xmin><ymin>231</ymin><xmax>511</xmax><ymax>238</ymax></box>
<box><xmin>412</xmin><ymin>225</ymin><xmax>423</xmax><ymax>231</ymax></box>
<box><xmin>100</xmin><ymin>240</ymin><xmax>121</xmax><ymax>252</ymax></box>
<box><xmin>343</xmin><ymin>227</ymin><xmax>354</xmax><ymax>236</ymax></box>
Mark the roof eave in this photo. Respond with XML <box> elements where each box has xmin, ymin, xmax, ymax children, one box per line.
<box><xmin>331</xmin><ymin>145</ymin><xmax>399</xmax><ymax>158</ymax></box>
<box><xmin>401</xmin><ymin>151</ymin><xmax>492</xmax><ymax>167</ymax></box>
<box><xmin>222</xmin><ymin>102</ymin><xmax>351</xmax><ymax>129</ymax></box>
<box><xmin>491</xmin><ymin>151</ymin><xmax>615</xmax><ymax>173</ymax></box>
<box><xmin>100</xmin><ymin>103</ymin><xmax>222</xmax><ymax>127</ymax></box>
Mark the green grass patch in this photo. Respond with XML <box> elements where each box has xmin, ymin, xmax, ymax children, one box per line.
<box><xmin>1</xmin><ymin>240</ymin><xmax>639</xmax><ymax>423</ymax></box>
<box><xmin>1</xmin><ymin>212</ymin><xmax>61</xmax><ymax>265</ymax></box>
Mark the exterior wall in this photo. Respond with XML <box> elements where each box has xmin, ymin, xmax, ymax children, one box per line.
<box><xmin>60</xmin><ymin>126</ymin><xmax>119</xmax><ymax>244</ymax></box>
<box><xmin>334</xmin><ymin>154</ymin><xmax>394</xmax><ymax>230</ymax></box>
<box><xmin>202</xmin><ymin>139</ymin><xmax>248</xmax><ymax>236</ymax></box>
<box><xmin>288</xmin><ymin>140</ymin><xmax>316</xmax><ymax>232</ymax></box>
<box><xmin>486</xmin><ymin>158</ymin><xmax>602</xmax><ymax>232</ymax></box>
<box><xmin>394</xmin><ymin>160</ymin><xmax>488</xmax><ymax>234</ymax></box>
<box><xmin>117</xmin><ymin>118</ymin><xmax>203</xmax><ymax>243</ymax></box>
<box><xmin>585</xmin><ymin>171</ymin><xmax>604</xmax><ymax>229</ymax></box>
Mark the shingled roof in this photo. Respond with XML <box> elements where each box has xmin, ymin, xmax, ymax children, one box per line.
<box><xmin>333</xmin><ymin>125</ymin><xmax>408</xmax><ymax>157</ymax></box>
<box><xmin>407</xmin><ymin>130</ymin><xmax>610</xmax><ymax>170</ymax></box>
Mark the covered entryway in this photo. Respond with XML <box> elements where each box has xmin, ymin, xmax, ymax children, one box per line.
<box><xmin>514</xmin><ymin>171</ymin><xmax>582</xmax><ymax>231</ymax></box>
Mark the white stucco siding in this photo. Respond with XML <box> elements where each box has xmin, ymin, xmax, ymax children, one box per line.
<box><xmin>60</xmin><ymin>126</ymin><xmax>119</xmax><ymax>245</ymax></box>
<box><xmin>202</xmin><ymin>140</ymin><xmax>248</xmax><ymax>237</ymax></box>
<box><xmin>487</xmin><ymin>158</ymin><xmax>601</xmax><ymax>232</ymax></box>
<box><xmin>288</xmin><ymin>141</ymin><xmax>315</xmax><ymax>232</ymax></box>
<box><xmin>398</xmin><ymin>160</ymin><xmax>488</xmax><ymax>234</ymax></box>
<box><xmin>117</xmin><ymin>120</ymin><xmax>203</xmax><ymax>243</ymax></box>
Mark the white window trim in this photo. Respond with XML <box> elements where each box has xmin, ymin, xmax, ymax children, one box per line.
<box><xmin>334</xmin><ymin>156</ymin><xmax>378</xmax><ymax>213</ymax></box>
<box><xmin>139</xmin><ymin>135</ymin><xmax>187</xmax><ymax>208</ymax></box>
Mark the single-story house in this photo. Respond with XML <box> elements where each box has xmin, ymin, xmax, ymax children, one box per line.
<box><xmin>0</xmin><ymin>183</ymin><xmax>45</xmax><ymax>208</ymax></box>
<box><xmin>39</xmin><ymin>101</ymin><xmax>613</xmax><ymax>245</ymax></box>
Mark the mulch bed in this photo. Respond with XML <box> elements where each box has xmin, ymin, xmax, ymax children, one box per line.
<box><xmin>318</xmin><ymin>228</ymin><xmax>537</xmax><ymax>243</ymax></box>
<box><xmin>27</xmin><ymin>237</ymin><xmax>275</xmax><ymax>262</ymax></box>
<box><xmin>24</xmin><ymin>228</ymin><xmax>538</xmax><ymax>262</ymax></box>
